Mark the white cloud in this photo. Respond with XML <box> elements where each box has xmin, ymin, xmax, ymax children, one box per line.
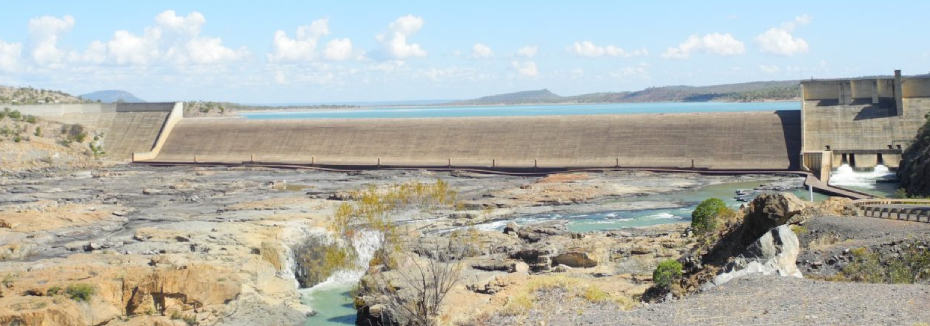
<box><xmin>0</xmin><ymin>40</ymin><xmax>22</xmax><ymax>72</ymax></box>
<box><xmin>570</xmin><ymin>41</ymin><xmax>647</xmax><ymax>58</ymax></box>
<box><xmin>471</xmin><ymin>43</ymin><xmax>493</xmax><ymax>59</ymax></box>
<box><xmin>376</xmin><ymin>15</ymin><xmax>427</xmax><ymax>59</ymax></box>
<box><xmin>106</xmin><ymin>29</ymin><xmax>161</xmax><ymax>65</ymax></box>
<box><xmin>516</xmin><ymin>45</ymin><xmax>538</xmax><ymax>58</ymax></box>
<box><xmin>28</xmin><ymin>15</ymin><xmax>75</xmax><ymax>66</ymax></box>
<box><xmin>755</xmin><ymin>15</ymin><xmax>812</xmax><ymax>56</ymax></box>
<box><xmin>268</xmin><ymin>18</ymin><xmax>330</xmax><ymax>62</ymax></box>
<box><xmin>274</xmin><ymin>70</ymin><xmax>288</xmax><ymax>84</ymax></box>
<box><xmin>511</xmin><ymin>60</ymin><xmax>538</xmax><ymax>77</ymax></box>
<box><xmin>608</xmin><ymin>63</ymin><xmax>650</xmax><ymax>80</ymax></box>
<box><xmin>81</xmin><ymin>41</ymin><xmax>106</xmax><ymax>64</ymax></box>
<box><xmin>324</xmin><ymin>38</ymin><xmax>354</xmax><ymax>61</ymax></box>
<box><xmin>186</xmin><ymin>36</ymin><xmax>247</xmax><ymax>64</ymax></box>
<box><xmin>662</xmin><ymin>33</ymin><xmax>745</xmax><ymax>59</ymax></box>
<box><xmin>571</xmin><ymin>68</ymin><xmax>584</xmax><ymax>79</ymax></box>
<box><xmin>759</xmin><ymin>64</ymin><xmax>780</xmax><ymax>74</ymax></box>
<box><xmin>95</xmin><ymin>10</ymin><xmax>246</xmax><ymax>66</ymax></box>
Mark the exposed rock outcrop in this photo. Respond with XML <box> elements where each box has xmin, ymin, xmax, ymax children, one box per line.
<box><xmin>708</xmin><ymin>225</ymin><xmax>803</xmax><ymax>287</ymax></box>
<box><xmin>747</xmin><ymin>193</ymin><xmax>806</xmax><ymax>229</ymax></box>
<box><xmin>898</xmin><ymin>117</ymin><xmax>930</xmax><ymax>197</ymax></box>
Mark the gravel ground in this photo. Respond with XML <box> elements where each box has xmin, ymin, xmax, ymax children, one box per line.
<box><xmin>504</xmin><ymin>275</ymin><xmax>930</xmax><ymax>326</ymax></box>
<box><xmin>797</xmin><ymin>215</ymin><xmax>930</xmax><ymax>277</ymax></box>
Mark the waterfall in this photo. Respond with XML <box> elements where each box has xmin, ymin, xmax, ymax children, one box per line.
<box><xmin>301</xmin><ymin>230</ymin><xmax>382</xmax><ymax>293</ymax></box>
<box><xmin>829</xmin><ymin>164</ymin><xmax>896</xmax><ymax>189</ymax></box>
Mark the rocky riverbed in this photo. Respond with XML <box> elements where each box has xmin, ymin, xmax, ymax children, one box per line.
<box><xmin>0</xmin><ymin>164</ymin><xmax>804</xmax><ymax>325</ymax></box>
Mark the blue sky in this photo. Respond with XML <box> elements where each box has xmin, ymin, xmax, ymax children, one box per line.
<box><xmin>0</xmin><ymin>0</ymin><xmax>928</xmax><ymax>103</ymax></box>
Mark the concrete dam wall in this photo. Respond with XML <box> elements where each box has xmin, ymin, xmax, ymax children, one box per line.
<box><xmin>152</xmin><ymin>111</ymin><xmax>801</xmax><ymax>170</ymax></box>
<box><xmin>12</xmin><ymin>103</ymin><xmax>181</xmax><ymax>160</ymax></box>
<box><xmin>800</xmin><ymin>72</ymin><xmax>930</xmax><ymax>176</ymax></box>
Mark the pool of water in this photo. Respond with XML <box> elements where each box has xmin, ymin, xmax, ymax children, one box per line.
<box><xmin>302</xmin><ymin>282</ymin><xmax>356</xmax><ymax>326</ymax></box>
<box><xmin>474</xmin><ymin>179</ymin><xmax>824</xmax><ymax>233</ymax></box>
<box><xmin>242</xmin><ymin>102</ymin><xmax>799</xmax><ymax>120</ymax></box>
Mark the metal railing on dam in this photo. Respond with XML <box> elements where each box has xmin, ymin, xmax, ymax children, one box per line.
<box><xmin>145</xmin><ymin>110</ymin><xmax>802</xmax><ymax>171</ymax></box>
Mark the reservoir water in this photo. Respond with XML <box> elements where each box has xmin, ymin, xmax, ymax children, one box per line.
<box><xmin>242</xmin><ymin>101</ymin><xmax>799</xmax><ymax>120</ymax></box>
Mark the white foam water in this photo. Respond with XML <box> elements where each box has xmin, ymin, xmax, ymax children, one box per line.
<box><xmin>828</xmin><ymin>164</ymin><xmax>895</xmax><ymax>189</ymax></box>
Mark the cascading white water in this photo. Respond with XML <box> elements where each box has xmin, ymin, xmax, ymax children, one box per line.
<box><xmin>828</xmin><ymin>164</ymin><xmax>895</xmax><ymax>189</ymax></box>
<box><xmin>301</xmin><ymin>230</ymin><xmax>382</xmax><ymax>294</ymax></box>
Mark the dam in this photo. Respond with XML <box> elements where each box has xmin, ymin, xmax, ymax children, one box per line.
<box><xmin>800</xmin><ymin>70</ymin><xmax>930</xmax><ymax>181</ymax></box>
<box><xmin>10</xmin><ymin>71</ymin><xmax>930</xmax><ymax>182</ymax></box>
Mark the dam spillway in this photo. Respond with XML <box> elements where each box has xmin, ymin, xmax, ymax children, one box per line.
<box><xmin>152</xmin><ymin>110</ymin><xmax>802</xmax><ymax>170</ymax></box>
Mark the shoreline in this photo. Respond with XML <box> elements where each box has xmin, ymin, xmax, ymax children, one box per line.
<box><xmin>230</xmin><ymin>99</ymin><xmax>801</xmax><ymax>115</ymax></box>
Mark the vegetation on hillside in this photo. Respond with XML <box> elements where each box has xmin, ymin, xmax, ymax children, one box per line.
<box><xmin>897</xmin><ymin>113</ymin><xmax>930</xmax><ymax>197</ymax></box>
<box><xmin>0</xmin><ymin>86</ymin><xmax>91</xmax><ymax>105</ymax></box>
<box><xmin>183</xmin><ymin>100</ymin><xmax>359</xmax><ymax>116</ymax></box>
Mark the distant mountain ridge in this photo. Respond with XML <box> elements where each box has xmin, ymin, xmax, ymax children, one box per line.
<box><xmin>448</xmin><ymin>80</ymin><xmax>801</xmax><ymax>106</ymax></box>
<box><xmin>80</xmin><ymin>90</ymin><xmax>145</xmax><ymax>103</ymax></box>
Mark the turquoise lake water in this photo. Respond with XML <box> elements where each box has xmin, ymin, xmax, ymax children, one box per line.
<box><xmin>242</xmin><ymin>102</ymin><xmax>799</xmax><ymax>120</ymax></box>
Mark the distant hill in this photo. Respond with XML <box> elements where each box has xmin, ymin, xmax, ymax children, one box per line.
<box><xmin>80</xmin><ymin>90</ymin><xmax>145</xmax><ymax>103</ymax></box>
<box><xmin>448</xmin><ymin>80</ymin><xmax>801</xmax><ymax>106</ymax></box>
<box><xmin>448</xmin><ymin>89</ymin><xmax>562</xmax><ymax>105</ymax></box>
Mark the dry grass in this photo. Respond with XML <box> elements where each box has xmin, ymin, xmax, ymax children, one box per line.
<box><xmin>498</xmin><ymin>275</ymin><xmax>639</xmax><ymax>318</ymax></box>
<box><xmin>808</xmin><ymin>233</ymin><xmax>843</xmax><ymax>251</ymax></box>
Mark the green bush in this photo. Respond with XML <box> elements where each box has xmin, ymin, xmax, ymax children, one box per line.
<box><xmin>34</xmin><ymin>126</ymin><xmax>41</xmax><ymax>137</ymax></box>
<box><xmin>653</xmin><ymin>260</ymin><xmax>683</xmax><ymax>289</ymax></box>
<box><xmin>691</xmin><ymin>198</ymin><xmax>727</xmax><ymax>234</ymax></box>
<box><xmin>8</xmin><ymin>110</ymin><xmax>21</xmax><ymax>120</ymax></box>
<box><xmin>65</xmin><ymin>283</ymin><xmax>95</xmax><ymax>302</ymax></box>
<box><xmin>61</xmin><ymin>124</ymin><xmax>87</xmax><ymax>143</ymax></box>
<box><xmin>47</xmin><ymin>285</ymin><xmax>62</xmax><ymax>296</ymax></box>
<box><xmin>25</xmin><ymin>115</ymin><xmax>37</xmax><ymax>124</ymax></box>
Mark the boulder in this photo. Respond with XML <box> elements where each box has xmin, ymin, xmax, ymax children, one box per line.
<box><xmin>503</xmin><ymin>221</ymin><xmax>519</xmax><ymax>235</ymax></box>
<box><xmin>747</xmin><ymin>192</ymin><xmax>806</xmax><ymax>230</ymax></box>
<box><xmin>709</xmin><ymin>225</ymin><xmax>803</xmax><ymax>287</ymax></box>
<box><xmin>551</xmin><ymin>252</ymin><xmax>598</xmax><ymax>268</ymax></box>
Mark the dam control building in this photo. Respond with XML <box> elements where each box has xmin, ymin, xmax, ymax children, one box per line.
<box><xmin>800</xmin><ymin>70</ymin><xmax>930</xmax><ymax>181</ymax></box>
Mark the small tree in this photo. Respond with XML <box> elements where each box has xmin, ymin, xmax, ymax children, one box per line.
<box><xmin>653</xmin><ymin>260</ymin><xmax>683</xmax><ymax>290</ymax></box>
<box><xmin>326</xmin><ymin>180</ymin><xmax>467</xmax><ymax>326</ymax></box>
<box><xmin>691</xmin><ymin>198</ymin><xmax>728</xmax><ymax>234</ymax></box>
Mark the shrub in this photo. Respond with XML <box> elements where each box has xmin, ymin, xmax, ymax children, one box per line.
<box><xmin>8</xmin><ymin>110</ymin><xmax>21</xmax><ymax>120</ymax></box>
<box><xmin>13</xmin><ymin>135</ymin><xmax>21</xmax><ymax>143</ymax></box>
<box><xmin>24</xmin><ymin>115</ymin><xmax>37</xmax><ymax>124</ymax></box>
<box><xmin>691</xmin><ymin>198</ymin><xmax>728</xmax><ymax>234</ymax></box>
<box><xmin>65</xmin><ymin>284</ymin><xmax>95</xmax><ymax>302</ymax></box>
<box><xmin>653</xmin><ymin>260</ymin><xmax>683</xmax><ymax>289</ymax></box>
<box><xmin>34</xmin><ymin>126</ymin><xmax>41</xmax><ymax>137</ymax></box>
<box><xmin>61</xmin><ymin>124</ymin><xmax>87</xmax><ymax>143</ymax></box>
<box><xmin>47</xmin><ymin>286</ymin><xmax>62</xmax><ymax>296</ymax></box>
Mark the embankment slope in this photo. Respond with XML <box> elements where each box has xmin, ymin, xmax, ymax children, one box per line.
<box><xmin>152</xmin><ymin>111</ymin><xmax>801</xmax><ymax>170</ymax></box>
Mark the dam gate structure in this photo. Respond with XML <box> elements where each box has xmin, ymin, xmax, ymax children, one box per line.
<box><xmin>800</xmin><ymin>70</ymin><xmax>930</xmax><ymax>182</ymax></box>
